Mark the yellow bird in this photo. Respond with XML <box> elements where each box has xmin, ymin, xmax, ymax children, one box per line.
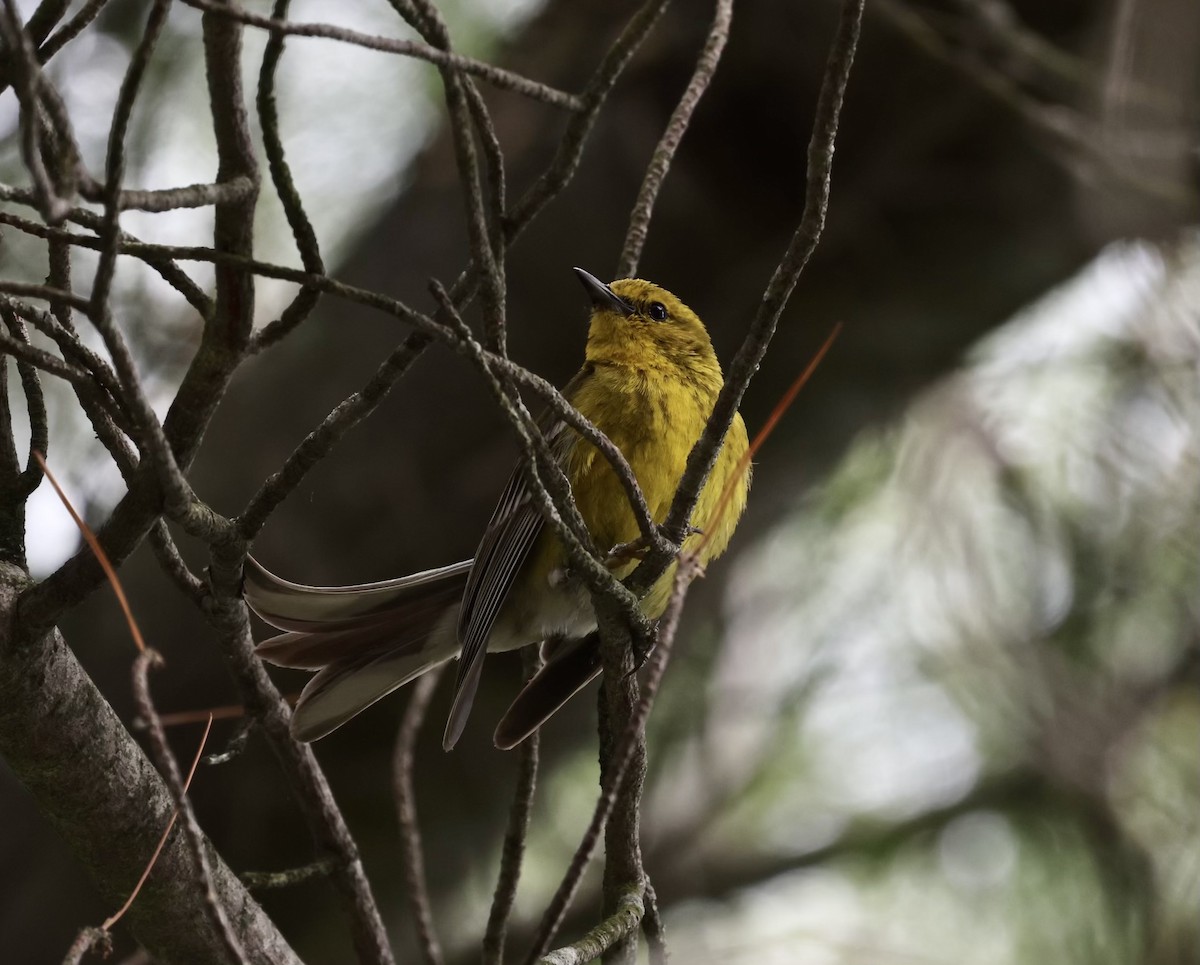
<box><xmin>244</xmin><ymin>268</ymin><xmax>750</xmax><ymax>750</ymax></box>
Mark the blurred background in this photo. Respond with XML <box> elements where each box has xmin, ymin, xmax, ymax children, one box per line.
<box><xmin>2</xmin><ymin>0</ymin><xmax>1198</xmax><ymax>962</ymax></box>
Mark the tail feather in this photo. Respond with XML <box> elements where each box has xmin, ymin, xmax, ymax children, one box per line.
<box><xmin>291</xmin><ymin>622</ymin><xmax>458</xmax><ymax>742</ymax></box>
<box><xmin>244</xmin><ymin>556</ymin><xmax>471</xmax><ymax>632</ymax></box>
<box><xmin>493</xmin><ymin>633</ymin><xmax>602</xmax><ymax>750</ymax></box>
<box><xmin>244</xmin><ymin>556</ymin><xmax>467</xmax><ymax>741</ymax></box>
<box><xmin>256</xmin><ymin>615</ymin><xmax>451</xmax><ymax>670</ymax></box>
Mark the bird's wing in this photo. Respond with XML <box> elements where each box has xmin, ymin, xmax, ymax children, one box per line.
<box><xmin>444</xmin><ymin>410</ymin><xmax>581</xmax><ymax>750</ymax></box>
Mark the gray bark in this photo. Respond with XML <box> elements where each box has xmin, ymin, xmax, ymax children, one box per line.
<box><xmin>0</xmin><ymin>563</ymin><xmax>299</xmax><ymax>965</ymax></box>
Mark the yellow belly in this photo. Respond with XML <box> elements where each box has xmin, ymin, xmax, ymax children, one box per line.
<box><xmin>517</xmin><ymin>363</ymin><xmax>750</xmax><ymax>626</ymax></box>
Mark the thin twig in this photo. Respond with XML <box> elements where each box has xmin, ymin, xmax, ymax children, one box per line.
<box><xmin>536</xmin><ymin>885</ymin><xmax>645</xmax><ymax>965</ymax></box>
<box><xmin>0</xmin><ymin>201</ymin><xmax>213</xmax><ymax>317</ymax></box>
<box><xmin>102</xmin><ymin>466</ymin><xmax>244</xmax><ymax>964</ymax></box>
<box><xmin>148</xmin><ymin>519</ymin><xmax>207</xmax><ymax>604</ymax></box>
<box><xmin>0</xmin><ymin>280</ymin><xmax>91</xmax><ymax>313</ymax></box>
<box><xmin>642</xmin><ymin>880</ymin><xmax>668</xmax><ymax>965</ymax></box>
<box><xmin>87</xmin><ymin>0</ymin><xmax>198</xmax><ymax>522</ymax></box>
<box><xmin>505</xmin><ymin>0</ymin><xmax>672</xmax><ymax>234</ymax></box>
<box><xmin>44</xmin><ymin>234</ymin><xmax>141</xmax><ymax>481</ymax></box>
<box><xmin>32</xmin><ymin>452</ymin><xmax>146</xmax><ymax>651</ymax></box>
<box><xmin>0</xmin><ymin>0</ymin><xmax>70</xmax><ymax>222</ymax></box>
<box><xmin>1</xmin><ymin>294</ymin><xmax>133</xmax><ymax>432</ymax></box>
<box><xmin>203</xmin><ymin>717</ymin><xmax>255</xmax><ymax>766</ymax></box>
<box><xmin>180</xmin><ymin>0</ymin><xmax>582</xmax><ymax>111</ymax></box>
<box><xmin>522</xmin><ymin>554</ymin><xmax>700</xmax><ymax>964</ymax></box>
<box><xmin>241</xmin><ymin>859</ymin><xmax>336</xmax><ymax>891</ymax></box>
<box><xmin>36</xmin><ymin>0</ymin><xmax>110</xmax><ymax>68</ymax></box>
<box><xmin>402</xmin><ymin>0</ymin><xmax>508</xmax><ymax>355</ymax></box>
<box><xmin>0</xmin><ymin>322</ymin><xmax>91</xmax><ymax>389</ymax></box>
<box><xmin>635</xmin><ymin>0</ymin><xmax>865</xmax><ymax>592</ymax></box>
<box><xmin>80</xmin><ymin>175</ymin><xmax>257</xmax><ymax>212</ymax></box>
<box><xmin>237</xmin><ymin>333</ymin><xmax>432</xmax><ymax>539</ymax></box>
<box><xmin>203</xmin><ymin>541</ymin><xmax>398</xmax><ymax>965</ymax></box>
<box><xmin>392</xmin><ymin>671</ymin><xmax>445</xmax><ymax>965</ymax></box>
<box><xmin>617</xmin><ymin>0</ymin><xmax>733</xmax><ymax>278</ymax></box>
<box><xmin>483</xmin><ymin>648</ymin><xmax>543</xmax><ymax>965</ymax></box>
<box><xmin>60</xmin><ymin>927</ymin><xmax>111</xmax><ymax>965</ymax></box>
<box><xmin>1</xmin><ymin>310</ymin><xmax>50</xmax><ymax>495</ymax></box>
<box><xmin>247</xmin><ymin>0</ymin><xmax>326</xmax><ymax>355</ymax></box>
<box><xmin>429</xmin><ymin>280</ymin><xmax>632</xmax><ymax>608</ymax></box>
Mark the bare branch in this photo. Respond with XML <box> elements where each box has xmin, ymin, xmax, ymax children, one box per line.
<box><xmin>180</xmin><ymin>0</ymin><xmax>583</xmax><ymax>111</ymax></box>
<box><xmin>1</xmin><ymin>309</ymin><xmax>50</xmax><ymax>494</ymax></box>
<box><xmin>536</xmin><ymin>885</ymin><xmax>644</xmax><ymax>965</ymax></box>
<box><xmin>0</xmin><ymin>200</ymin><xmax>214</xmax><ymax>318</ymax></box>
<box><xmin>642</xmin><ymin>881</ymin><xmax>668</xmax><ymax>965</ymax></box>
<box><xmin>525</xmin><ymin>550</ymin><xmax>699</xmax><ymax>963</ymax></box>
<box><xmin>617</xmin><ymin>0</ymin><xmax>733</xmax><ymax>278</ymax></box>
<box><xmin>60</xmin><ymin>927</ymin><xmax>111</xmax><ymax>965</ymax></box>
<box><xmin>202</xmin><ymin>546</ymin><xmax>397</xmax><ymax>965</ymax></box>
<box><xmin>399</xmin><ymin>0</ymin><xmax>508</xmax><ymax>354</ymax></box>
<box><xmin>237</xmin><ymin>333</ymin><xmax>432</xmax><ymax>539</ymax></box>
<box><xmin>483</xmin><ymin>648</ymin><xmax>543</xmax><ymax>965</ymax></box>
<box><xmin>0</xmin><ymin>280</ymin><xmax>91</xmax><ymax>313</ymax></box>
<box><xmin>392</xmin><ymin>671</ymin><xmax>445</xmax><ymax>965</ymax></box>
<box><xmin>80</xmin><ymin>175</ymin><xmax>258</xmax><ymax>212</ymax></box>
<box><xmin>46</xmin><ymin>234</ymin><xmax>141</xmax><ymax>480</ymax></box>
<box><xmin>0</xmin><ymin>0</ymin><xmax>70</xmax><ymax>222</ymax></box>
<box><xmin>247</xmin><ymin>0</ymin><xmax>326</xmax><ymax>355</ymax></box>
<box><xmin>83</xmin><ymin>0</ymin><xmax>203</xmax><ymax>527</ymax></box>
<box><xmin>148</xmin><ymin>519</ymin><xmax>207</xmax><ymax>604</ymax></box>
<box><xmin>0</xmin><ymin>316</ymin><xmax>89</xmax><ymax>392</ymax></box>
<box><xmin>504</xmin><ymin>0</ymin><xmax>671</xmax><ymax>235</ymax></box>
<box><xmin>35</xmin><ymin>0</ymin><xmax>110</xmax><ymax>69</ymax></box>
<box><xmin>644</xmin><ymin>0</ymin><xmax>865</xmax><ymax>577</ymax></box>
<box><xmin>240</xmin><ymin>859</ymin><xmax>337</xmax><ymax>891</ymax></box>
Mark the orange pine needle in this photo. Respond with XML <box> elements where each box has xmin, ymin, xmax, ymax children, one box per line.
<box><xmin>157</xmin><ymin>691</ymin><xmax>300</xmax><ymax>728</ymax></box>
<box><xmin>32</xmin><ymin>451</ymin><xmax>146</xmax><ymax>653</ymax></box>
<box><xmin>697</xmin><ymin>321</ymin><xmax>842</xmax><ymax>555</ymax></box>
<box><xmin>102</xmin><ymin>714</ymin><xmax>214</xmax><ymax>931</ymax></box>
<box><xmin>156</xmin><ymin>704</ymin><xmax>248</xmax><ymax>727</ymax></box>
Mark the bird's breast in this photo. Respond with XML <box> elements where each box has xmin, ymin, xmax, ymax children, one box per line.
<box><xmin>566</xmin><ymin>363</ymin><xmax>717</xmax><ymax>555</ymax></box>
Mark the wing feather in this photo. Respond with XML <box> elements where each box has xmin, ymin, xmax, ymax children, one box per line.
<box><xmin>444</xmin><ymin>414</ymin><xmax>579</xmax><ymax>749</ymax></box>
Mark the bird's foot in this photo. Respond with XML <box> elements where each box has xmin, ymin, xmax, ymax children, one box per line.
<box><xmin>606</xmin><ymin>536</ymin><xmax>650</xmax><ymax>567</ymax></box>
<box><xmin>626</xmin><ymin>623</ymin><xmax>659</xmax><ymax>677</ymax></box>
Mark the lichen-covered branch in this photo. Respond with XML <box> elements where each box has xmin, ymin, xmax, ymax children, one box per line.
<box><xmin>536</xmin><ymin>885</ymin><xmax>644</xmax><ymax>965</ymax></box>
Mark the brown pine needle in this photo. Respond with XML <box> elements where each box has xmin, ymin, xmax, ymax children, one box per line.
<box><xmin>32</xmin><ymin>451</ymin><xmax>146</xmax><ymax>653</ymax></box>
<box><xmin>697</xmin><ymin>321</ymin><xmax>843</xmax><ymax>556</ymax></box>
<box><xmin>102</xmin><ymin>714</ymin><xmax>214</xmax><ymax>931</ymax></box>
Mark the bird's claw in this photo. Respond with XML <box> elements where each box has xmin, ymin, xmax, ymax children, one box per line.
<box><xmin>624</xmin><ymin>625</ymin><xmax>658</xmax><ymax>678</ymax></box>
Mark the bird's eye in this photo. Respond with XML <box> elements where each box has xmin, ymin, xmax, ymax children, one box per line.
<box><xmin>647</xmin><ymin>301</ymin><xmax>668</xmax><ymax>322</ymax></box>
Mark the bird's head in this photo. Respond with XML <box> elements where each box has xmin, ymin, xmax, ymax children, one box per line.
<box><xmin>574</xmin><ymin>268</ymin><xmax>720</xmax><ymax>384</ymax></box>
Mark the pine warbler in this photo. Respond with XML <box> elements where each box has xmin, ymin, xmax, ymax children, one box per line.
<box><xmin>245</xmin><ymin>268</ymin><xmax>750</xmax><ymax>750</ymax></box>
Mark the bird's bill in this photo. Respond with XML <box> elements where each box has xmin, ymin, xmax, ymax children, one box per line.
<box><xmin>573</xmin><ymin>267</ymin><xmax>634</xmax><ymax>316</ymax></box>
